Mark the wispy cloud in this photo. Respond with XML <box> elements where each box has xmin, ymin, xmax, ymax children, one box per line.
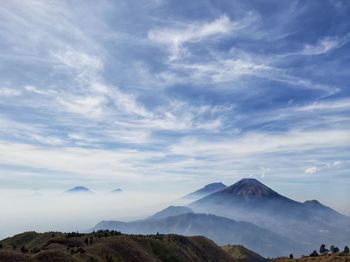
<box><xmin>301</xmin><ymin>34</ymin><xmax>350</xmax><ymax>55</ymax></box>
<box><xmin>0</xmin><ymin>87</ymin><xmax>21</xmax><ymax>97</ymax></box>
<box><xmin>305</xmin><ymin>160</ymin><xmax>349</xmax><ymax>175</ymax></box>
<box><xmin>148</xmin><ymin>12</ymin><xmax>258</xmax><ymax>60</ymax></box>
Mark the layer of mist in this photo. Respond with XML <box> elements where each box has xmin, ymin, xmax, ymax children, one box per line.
<box><xmin>0</xmin><ymin>189</ymin><xmax>184</xmax><ymax>240</ymax></box>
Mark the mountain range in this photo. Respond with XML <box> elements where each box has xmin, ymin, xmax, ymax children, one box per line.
<box><xmin>94</xmin><ymin>211</ymin><xmax>305</xmax><ymax>257</ymax></box>
<box><xmin>190</xmin><ymin>178</ymin><xmax>350</xmax><ymax>249</ymax></box>
<box><xmin>94</xmin><ymin>178</ymin><xmax>350</xmax><ymax>257</ymax></box>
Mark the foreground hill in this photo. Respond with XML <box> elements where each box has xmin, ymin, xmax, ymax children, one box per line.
<box><xmin>94</xmin><ymin>212</ymin><xmax>305</xmax><ymax>258</ymax></box>
<box><xmin>190</xmin><ymin>178</ymin><xmax>350</xmax><ymax>252</ymax></box>
<box><xmin>0</xmin><ymin>231</ymin><xmax>236</xmax><ymax>262</ymax></box>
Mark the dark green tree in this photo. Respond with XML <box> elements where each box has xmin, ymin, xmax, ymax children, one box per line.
<box><xmin>31</xmin><ymin>247</ymin><xmax>40</xmax><ymax>254</ymax></box>
<box><xmin>320</xmin><ymin>244</ymin><xmax>326</xmax><ymax>254</ymax></box>
<box><xmin>0</xmin><ymin>243</ymin><xmax>3</xmax><ymax>249</ymax></box>
<box><xmin>330</xmin><ymin>245</ymin><xmax>339</xmax><ymax>254</ymax></box>
<box><xmin>310</xmin><ymin>250</ymin><xmax>318</xmax><ymax>257</ymax></box>
<box><xmin>289</xmin><ymin>254</ymin><xmax>293</xmax><ymax>259</ymax></box>
<box><xmin>20</xmin><ymin>246</ymin><xmax>28</xmax><ymax>253</ymax></box>
<box><xmin>343</xmin><ymin>246</ymin><xmax>349</xmax><ymax>254</ymax></box>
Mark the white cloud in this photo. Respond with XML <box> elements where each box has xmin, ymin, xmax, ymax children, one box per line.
<box><xmin>51</xmin><ymin>48</ymin><xmax>103</xmax><ymax>72</ymax></box>
<box><xmin>0</xmin><ymin>87</ymin><xmax>21</xmax><ymax>97</ymax></box>
<box><xmin>301</xmin><ymin>35</ymin><xmax>350</xmax><ymax>55</ymax></box>
<box><xmin>332</xmin><ymin>161</ymin><xmax>342</xmax><ymax>167</ymax></box>
<box><xmin>170</xmin><ymin>130</ymin><xmax>350</xmax><ymax>158</ymax></box>
<box><xmin>171</xmin><ymin>58</ymin><xmax>270</xmax><ymax>83</ymax></box>
<box><xmin>305</xmin><ymin>166</ymin><xmax>319</xmax><ymax>175</ymax></box>
<box><xmin>148</xmin><ymin>15</ymin><xmax>234</xmax><ymax>60</ymax></box>
<box><xmin>0</xmin><ymin>140</ymin><xmax>161</xmax><ymax>181</ymax></box>
<box><xmin>304</xmin><ymin>160</ymin><xmax>348</xmax><ymax>175</ymax></box>
<box><xmin>148</xmin><ymin>13</ymin><xmax>259</xmax><ymax>61</ymax></box>
<box><xmin>57</xmin><ymin>95</ymin><xmax>106</xmax><ymax>118</ymax></box>
<box><xmin>296</xmin><ymin>99</ymin><xmax>350</xmax><ymax>112</ymax></box>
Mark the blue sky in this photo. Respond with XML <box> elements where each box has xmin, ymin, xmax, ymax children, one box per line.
<box><xmin>0</xmin><ymin>0</ymin><xmax>349</xmax><ymax>212</ymax></box>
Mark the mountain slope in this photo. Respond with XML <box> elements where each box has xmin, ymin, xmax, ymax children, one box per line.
<box><xmin>94</xmin><ymin>212</ymin><xmax>305</xmax><ymax>258</ymax></box>
<box><xmin>222</xmin><ymin>245</ymin><xmax>266</xmax><ymax>262</ymax></box>
<box><xmin>183</xmin><ymin>182</ymin><xmax>227</xmax><ymax>200</ymax></box>
<box><xmin>189</xmin><ymin>178</ymin><xmax>350</xmax><ymax>251</ymax></box>
<box><xmin>147</xmin><ymin>206</ymin><xmax>193</xmax><ymax>220</ymax></box>
<box><xmin>0</xmin><ymin>231</ymin><xmax>236</xmax><ymax>262</ymax></box>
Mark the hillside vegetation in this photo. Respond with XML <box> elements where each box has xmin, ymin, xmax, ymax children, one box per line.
<box><xmin>222</xmin><ymin>244</ymin><xmax>266</xmax><ymax>262</ymax></box>
<box><xmin>271</xmin><ymin>254</ymin><xmax>350</xmax><ymax>262</ymax></box>
<box><xmin>0</xmin><ymin>230</ymin><xmax>236</xmax><ymax>262</ymax></box>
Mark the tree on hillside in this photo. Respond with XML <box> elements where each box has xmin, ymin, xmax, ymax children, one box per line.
<box><xmin>320</xmin><ymin>244</ymin><xmax>328</xmax><ymax>254</ymax></box>
<box><xmin>289</xmin><ymin>254</ymin><xmax>293</xmax><ymax>259</ymax></box>
<box><xmin>310</xmin><ymin>250</ymin><xmax>319</xmax><ymax>257</ymax></box>
<box><xmin>0</xmin><ymin>243</ymin><xmax>3</xmax><ymax>249</ymax></box>
<box><xmin>343</xmin><ymin>246</ymin><xmax>349</xmax><ymax>254</ymax></box>
<box><xmin>20</xmin><ymin>246</ymin><xmax>28</xmax><ymax>253</ymax></box>
<box><xmin>330</xmin><ymin>245</ymin><xmax>339</xmax><ymax>254</ymax></box>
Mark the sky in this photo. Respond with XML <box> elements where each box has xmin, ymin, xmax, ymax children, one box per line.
<box><xmin>0</xmin><ymin>0</ymin><xmax>349</xmax><ymax>216</ymax></box>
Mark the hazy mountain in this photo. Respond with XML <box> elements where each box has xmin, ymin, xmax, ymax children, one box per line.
<box><xmin>65</xmin><ymin>186</ymin><xmax>92</xmax><ymax>194</ymax></box>
<box><xmin>147</xmin><ymin>205</ymin><xmax>193</xmax><ymax>220</ymax></box>
<box><xmin>110</xmin><ymin>188</ymin><xmax>122</xmax><ymax>193</ymax></box>
<box><xmin>94</xmin><ymin>212</ymin><xmax>305</xmax><ymax>258</ymax></box>
<box><xmin>0</xmin><ymin>231</ymin><xmax>235</xmax><ymax>262</ymax></box>
<box><xmin>189</xmin><ymin>178</ymin><xmax>350</xmax><ymax>251</ymax></box>
<box><xmin>183</xmin><ymin>182</ymin><xmax>227</xmax><ymax>200</ymax></box>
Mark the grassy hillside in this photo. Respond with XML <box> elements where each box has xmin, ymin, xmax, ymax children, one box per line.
<box><xmin>222</xmin><ymin>244</ymin><xmax>266</xmax><ymax>262</ymax></box>
<box><xmin>0</xmin><ymin>230</ymin><xmax>237</xmax><ymax>262</ymax></box>
<box><xmin>271</xmin><ymin>254</ymin><xmax>350</xmax><ymax>262</ymax></box>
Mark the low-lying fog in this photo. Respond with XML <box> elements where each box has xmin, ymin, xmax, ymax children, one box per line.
<box><xmin>0</xmin><ymin>189</ymin><xmax>188</xmax><ymax>240</ymax></box>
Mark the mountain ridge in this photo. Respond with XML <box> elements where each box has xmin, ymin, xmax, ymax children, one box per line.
<box><xmin>94</xmin><ymin>212</ymin><xmax>306</xmax><ymax>257</ymax></box>
<box><xmin>189</xmin><ymin>178</ymin><xmax>350</xmax><ymax>251</ymax></box>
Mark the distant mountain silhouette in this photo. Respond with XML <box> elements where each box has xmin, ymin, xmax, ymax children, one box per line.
<box><xmin>190</xmin><ymin>178</ymin><xmax>350</xmax><ymax>252</ymax></box>
<box><xmin>94</xmin><ymin>212</ymin><xmax>306</xmax><ymax>258</ymax></box>
<box><xmin>110</xmin><ymin>188</ymin><xmax>122</xmax><ymax>193</ymax></box>
<box><xmin>183</xmin><ymin>182</ymin><xmax>227</xmax><ymax>199</ymax></box>
<box><xmin>66</xmin><ymin>186</ymin><xmax>92</xmax><ymax>194</ymax></box>
<box><xmin>147</xmin><ymin>205</ymin><xmax>193</xmax><ymax>220</ymax></box>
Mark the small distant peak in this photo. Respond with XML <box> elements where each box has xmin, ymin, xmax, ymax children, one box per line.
<box><xmin>184</xmin><ymin>182</ymin><xmax>227</xmax><ymax>199</ymax></box>
<box><xmin>110</xmin><ymin>188</ymin><xmax>122</xmax><ymax>193</ymax></box>
<box><xmin>304</xmin><ymin>200</ymin><xmax>325</xmax><ymax>207</ymax></box>
<box><xmin>203</xmin><ymin>182</ymin><xmax>227</xmax><ymax>190</ymax></box>
<box><xmin>66</xmin><ymin>186</ymin><xmax>92</xmax><ymax>193</ymax></box>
